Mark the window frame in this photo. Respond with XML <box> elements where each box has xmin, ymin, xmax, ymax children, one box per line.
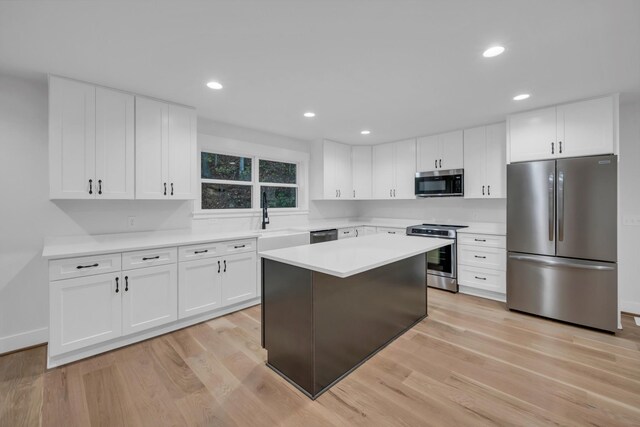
<box><xmin>194</xmin><ymin>139</ymin><xmax>309</xmax><ymax>218</ymax></box>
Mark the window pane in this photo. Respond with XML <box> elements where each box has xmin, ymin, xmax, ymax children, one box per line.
<box><xmin>259</xmin><ymin>159</ymin><xmax>297</xmax><ymax>184</ymax></box>
<box><xmin>202</xmin><ymin>183</ymin><xmax>252</xmax><ymax>209</ymax></box>
<box><xmin>260</xmin><ymin>186</ymin><xmax>297</xmax><ymax>208</ymax></box>
<box><xmin>201</xmin><ymin>153</ymin><xmax>252</xmax><ymax>181</ymax></box>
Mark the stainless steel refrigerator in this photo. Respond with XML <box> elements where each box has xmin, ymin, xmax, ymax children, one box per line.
<box><xmin>507</xmin><ymin>155</ymin><xmax>617</xmax><ymax>332</ymax></box>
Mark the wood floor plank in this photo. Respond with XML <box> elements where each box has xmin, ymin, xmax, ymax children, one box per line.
<box><xmin>2</xmin><ymin>291</ymin><xmax>639</xmax><ymax>426</ymax></box>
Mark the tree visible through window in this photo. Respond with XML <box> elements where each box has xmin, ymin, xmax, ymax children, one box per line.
<box><xmin>259</xmin><ymin>160</ymin><xmax>297</xmax><ymax>208</ymax></box>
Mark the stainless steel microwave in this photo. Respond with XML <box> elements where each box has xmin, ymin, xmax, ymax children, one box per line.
<box><xmin>415</xmin><ymin>169</ymin><xmax>464</xmax><ymax>197</ymax></box>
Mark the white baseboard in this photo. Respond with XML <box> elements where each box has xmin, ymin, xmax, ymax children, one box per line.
<box><xmin>458</xmin><ymin>285</ymin><xmax>506</xmax><ymax>303</ymax></box>
<box><xmin>620</xmin><ymin>300</ymin><xmax>640</xmax><ymax>316</ymax></box>
<box><xmin>0</xmin><ymin>327</ymin><xmax>48</xmax><ymax>355</ymax></box>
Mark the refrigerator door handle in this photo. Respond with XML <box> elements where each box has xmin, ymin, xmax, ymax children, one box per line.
<box><xmin>558</xmin><ymin>171</ymin><xmax>564</xmax><ymax>242</ymax></box>
<box><xmin>508</xmin><ymin>254</ymin><xmax>615</xmax><ymax>271</ymax></box>
<box><xmin>548</xmin><ymin>173</ymin><xmax>555</xmax><ymax>241</ymax></box>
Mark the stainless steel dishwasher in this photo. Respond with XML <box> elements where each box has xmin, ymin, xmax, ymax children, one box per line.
<box><xmin>310</xmin><ymin>229</ymin><xmax>338</xmax><ymax>244</ymax></box>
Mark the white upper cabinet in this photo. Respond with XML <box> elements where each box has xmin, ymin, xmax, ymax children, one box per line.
<box><xmin>351</xmin><ymin>145</ymin><xmax>372</xmax><ymax>199</ymax></box>
<box><xmin>50</xmin><ymin>77</ymin><xmax>134</xmax><ymax>200</ymax></box>
<box><xmin>417</xmin><ymin>130</ymin><xmax>463</xmax><ymax>172</ymax></box>
<box><xmin>508</xmin><ymin>95</ymin><xmax>617</xmax><ymax>163</ymax></box>
<box><xmin>464</xmin><ymin>123</ymin><xmax>506</xmax><ymax>198</ymax></box>
<box><xmin>313</xmin><ymin>140</ymin><xmax>353</xmax><ymax>199</ymax></box>
<box><xmin>136</xmin><ymin>97</ymin><xmax>197</xmax><ymax>200</ymax></box>
<box><xmin>372</xmin><ymin>139</ymin><xmax>416</xmax><ymax>199</ymax></box>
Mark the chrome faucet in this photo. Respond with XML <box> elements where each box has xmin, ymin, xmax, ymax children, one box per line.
<box><xmin>262</xmin><ymin>191</ymin><xmax>270</xmax><ymax>229</ymax></box>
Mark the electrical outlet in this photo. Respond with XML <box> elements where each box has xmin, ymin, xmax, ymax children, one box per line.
<box><xmin>622</xmin><ymin>215</ymin><xmax>640</xmax><ymax>226</ymax></box>
<box><xmin>128</xmin><ymin>216</ymin><xmax>136</xmax><ymax>228</ymax></box>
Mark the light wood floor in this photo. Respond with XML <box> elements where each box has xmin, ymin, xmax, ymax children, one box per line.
<box><xmin>2</xmin><ymin>291</ymin><xmax>640</xmax><ymax>427</ymax></box>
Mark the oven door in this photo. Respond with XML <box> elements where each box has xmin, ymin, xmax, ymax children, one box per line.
<box><xmin>415</xmin><ymin>170</ymin><xmax>464</xmax><ymax>197</ymax></box>
<box><xmin>426</xmin><ymin>242</ymin><xmax>456</xmax><ymax>278</ymax></box>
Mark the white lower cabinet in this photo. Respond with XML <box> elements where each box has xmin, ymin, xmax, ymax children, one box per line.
<box><xmin>178</xmin><ymin>257</ymin><xmax>223</xmax><ymax>318</ymax></box>
<box><xmin>338</xmin><ymin>227</ymin><xmax>356</xmax><ymax>239</ymax></box>
<box><xmin>49</xmin><ymin>272</ymin><xmax>122</xmax><ymax>356</ymax></box>
<box><xmin>458</xmin><ymin>266</ymin><xmax>506</xmax><ymax>294</ymax></box>
<box><xmin>376</xmin><ymin>226</ymin><xmax>404</xmax><ymax>235</ymax></box>
<box><xmin>122</xmin><ymin>264</ymin><xmax>177</xmax><ymax>335</ymax></box>
<box><xmin>457</xmin><ymin>233</ymin><xmax>506</xmax><ymax>297</ymax></box>
<box><xmin>222</xmin><ymin>252</ymin><xmax>257</xmax><ymax>305</ymax></box>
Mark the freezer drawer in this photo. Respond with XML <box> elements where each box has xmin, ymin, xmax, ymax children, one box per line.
<box><xmin>507</xmin><ymin>253</ymin><xmax>617</xmax><ymax>332</ymax></box>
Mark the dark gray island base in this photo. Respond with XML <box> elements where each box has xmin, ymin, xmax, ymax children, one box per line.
<box><xmin>261</xmin><ymin>254</ymin><xmax>426</xmax><ymax>399</ymax></box>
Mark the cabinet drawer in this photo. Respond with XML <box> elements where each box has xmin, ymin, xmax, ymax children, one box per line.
<box><xmin>377</xmin><ymin>227</ymin><xmax>404</xmax><ymax>235</ymax></box>
<box><xmin>49</xmin><ymin>253</ymin><xmax>121</xmax><ymax>281</ymax></box>
<box><xmin>458</xmin><ymin>245</ymin><xmax>506</xmax><ymax>271</ymax></box>
<box><xmin>221</xmin><ymin>239</ymin><xmax>256</xmax><ymax>255</ymax></box>
<box><xmin>122</xmin><ymin>247</ymin><xmax>177</xmax><ymax>270</ymax></box>
<box><xmin>459</xmin><ymin>266</ymin><xmax>506</xmax><ymax>294</ymax></box>
<box><xmin>458</xmin><ymin>233</ymin><xmax>506</xmax><ymax>248</ymax></box>
<box><xmin>179</xmin><ymin>242</ymin><xmax>221</xmax><ymax>262</ymax></box>
<box><xmin>338</xmin><ymin>227</ymin><xmax>356</xmax><ymax>239</ymax></box>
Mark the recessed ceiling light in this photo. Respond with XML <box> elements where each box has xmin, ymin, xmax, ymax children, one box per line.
<box><xmin>206</xmin><ymin>81</ymin><xmax>223</xmax><ymax>90</ymax></box>
<box><xmin>513</xmin><ymin>93</ymin><xmax>530</xmax><ymax>101</ymax></box>
<box><xmin>483</xmin><ymin>46</ymin><xmax>505</xmax><ymax>58</ymax></box>
<box><xmin>303</xmin><ymin>112</ymin><xmax>316</xmax><ymax>118</ymax></box>
<box><xmin>361</xmin><ymin>130</ymin><xmax>371</xmax><ymax>135</ymax></box>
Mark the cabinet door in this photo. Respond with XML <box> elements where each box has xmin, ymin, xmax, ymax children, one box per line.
<box><xmin>49</xmin><ymin>77</ymin><xmax>96</xmax><ymax>199</ymax></box>
<box><xmin>95</xmin><ymin>87</ymin><xmax>134</xmax><ymax>199</ymax></box>
<box><xmin>485</xmin><ymin>122</ymin><xmax>507</xmax><ymax>198</ymax></box>
<box><xmin>508</xmin><ymin>107</ymin><xmax>556</xmax><ymax>162</ymax></box>
<box><xmin>221</xmin><ymin>252</ymin><xmax>257</xmax><ymax>305</ymax></box>
<box><xmin>372</xmin><ymin>142</ymin><xmax>395</xmax><ymax>199</ymax></box>
<box><xmin>322</xmin><ymin>141</ymin><xmax>337</xmax><ymax>199</ymax></box>
<box><xmin>439</xmin><ymin>130</ymin><xmax>464</xmax><ymax>170</ymax></box>
<box><xmin>122</xmin><ymin>264</ymin><xmax>177</xmax><ymax>335</ymax></box>
<box><xmin>168</xmin><ymin>105</ymin><xmax>197</xmax><ymax>199</ymax></box>
<box><xmin>416</xmin><ymin>135</ymin><xmax>439</xmax><ymax>172</ymax></box>
<box><xmin>394</xmin><ymin>139</ymin><xmax>417</xmax><ymax>198</ymax></box>
<box><xmin>352</xmin><ymin>145</ymin><xmax>372</xmax><ymax>199</ymax></box>
<box><xmin>463</xmin><ymin>126</ymin><xmax>486</xmax><ymax>199</ymax></box>
<box><xmin>49</xmin><ymin>273</ymin><xmax>122</xmax><ymax>356</ymax></box>
<box><xmin>135</xmin><ymin>97</ymin><xmax>169</xmax><ymax>199</ymax></box>
<box><xmin>335</xmin><ymin>142</ymin><xmax>353</xmax><ymax>198</ymax></box>
<box><xmin>178</xmin><ymin>258</ymin><xmax>222</xmax><ymax>319</ymax></box>
<box><xmin>556</xmin><ymin>97</ymin><xmax>615</xmax><ymax>158</ymax></box>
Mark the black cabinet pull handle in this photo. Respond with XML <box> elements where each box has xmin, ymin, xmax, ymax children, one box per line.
<box><xmin>233</xmin><ymin>245</ymin><xmax>246</xmax><ymax>249</ymax></box>
<box><xmin>439</xmin><ymin>159</ymin><xmax>442</xmax><ymax>168</ymax></box>
<box><xmin>551</xmin><ymin>142</ymin><xmax>555</xmax><ymax>154</ymax></box>
<box><xmin>475</xmin><ymin>276</ymin><xmax>487</xmax><ymax>280</ymax></box>
<box><xmin>488</xmin><ymin>185</ymin><xmax>491</xmax><ymax>196</ymax></box>
<box><xmin>194</xmin><ymin>249</ymin><xmax>208</xmax><ymax>254</ymax></box>
<box><xmin>164</xmin><ymin>182</ymin><xmax>167</xmax><ymax>196</ymax></box>
<box><xmin>224</xmin><ymin>260</ymin><xmax>227</xmax><ymax>272</ymax></box>
<box><xmin>559</xmin><ymin>141</ymin><xmax>563</xmax><ymax>154</ymax></box>
<box><xmin>355</xmin><ymin>229</ymin><xmax>359</xmax><ymax>237</ymax></box>
<box><xmin>434</xmin><ymin>159</ymin><xmax>437</xmax><ymax>169</ymax></box>
<box><xmin>142</xmin><ymin>256</ymin><xmax>160</xmax><ymax>261</ymax></box>
<box><xmin>482</xmin><ymin>185</ymin><xmax>485</xmax><ymax>195</ymax></box>
<box><xmin>218</xmin><ymin>260</ymin><xmax>221</xmax><ymax>273</ymax></box>
<box><xmin>171</xmin><ymin>183</ymin><xmax>174</xmax><ymax>196</ymax></box>
<box><xmin>89</xmin><ymin>179</ymin><xmax>93</xmax><ymax>195</ymax></box>
<box><xmin>98</xmin><ymin>179</ymin><xmax>102</xmax><ymax>195</ymax></box>
<box><xmin>115</xmin><ymin>277</ymin><xmax>119</xmax><ymax>293</ymax></box>
<box><xmin>474</xmin><ymin>255</ymin><xmax>487</xmax><ymax>259</ymax></box>
<box><xmin>125</xmin><ymin>276</ymin><xmax>129</xmax><ymax>292</ymax></box>
<box><xmin>77</xmin><ymin>263</ymin><xmax>99</xmax><ymax>269</ymax></box>
<box><xmin>474</xmin><ymin>238</ymin><xmax>486</xmax><ymax>242</ymax></box>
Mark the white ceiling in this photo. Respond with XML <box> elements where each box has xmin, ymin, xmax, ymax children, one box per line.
<box><xmin>1</xmin><ymin>0</ymin><xmax>639</xmax><ymax>144</ymax></box>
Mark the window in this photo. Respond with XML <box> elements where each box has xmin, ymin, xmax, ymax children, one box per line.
<box><xmin>200</xmin><ymin>152</ymin><xmax>299</xmax><ymax>211</ymax></box>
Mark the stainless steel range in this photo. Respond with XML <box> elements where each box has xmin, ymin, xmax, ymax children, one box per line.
<box><xmin>406</xmin><ymin>223</ymin><xmax>468</xmax><ymax>292</ymax></box>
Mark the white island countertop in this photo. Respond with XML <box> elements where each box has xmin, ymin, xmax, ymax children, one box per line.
<box><xmin>260</xmin><ymin>233</ymin><xmax>451</xmax><ymax>278</ymax></box>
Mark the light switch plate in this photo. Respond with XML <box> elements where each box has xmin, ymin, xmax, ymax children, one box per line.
<box><xmin>623</xmin><ymin>215</ymin><xmax>640</xmax><ymax>226</ymax></box>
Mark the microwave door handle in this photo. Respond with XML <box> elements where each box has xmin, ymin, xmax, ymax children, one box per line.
<box><xmin>548</xmin><ymin>173</ymin><xmax>555</xmax><ymax>242</ymax></box>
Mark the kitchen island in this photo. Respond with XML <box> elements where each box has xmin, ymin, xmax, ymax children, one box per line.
<box><xmin>260</xmin><ymin>233</ymin><xmax>452</xmax><ymax>399</ymax></box>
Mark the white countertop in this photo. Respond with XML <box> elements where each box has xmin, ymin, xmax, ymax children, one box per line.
<box><xmin>293</xmin><ymin>218</ymin><xmax>506</xmax><ymax>235</ymax></box>
<box><xmin>42</xmin><ymin>229</ymin><xmax>259</xmax><ymax>259</ymax></box>
<box><xmin>260</xmin><ymin>233</ymin><xmax>452</xmax><ymax>278</ymax></box>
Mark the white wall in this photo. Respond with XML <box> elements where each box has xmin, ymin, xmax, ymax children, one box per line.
<box><xmin>618</xmin><ymin>99</ymin><xmax>640</xmax><ymax>314</ymax></box>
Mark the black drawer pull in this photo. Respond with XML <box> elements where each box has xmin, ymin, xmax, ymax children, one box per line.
<box><xmin>224</xmin><ymin>260</ymin><xmax>227</xmax><ymax>272</ymax></box>
<box><xmin>171</xmin><ymin>183</ymin><xmax>174</xmax><ymax>196</ymax></box>
<box><xmin>98</xmin><ymin>179</ymin><xmax>102</xmax><ymax>195</ymax></box>
<box><xmin>142</xmin><ymin>256</ymin><xmax>160</xmax><ymax>261</ymax></box>
<box><xmin>475</xmin><ymin>276</ymin><xmax>487</xmax><ymax>280</ymax></box>
<box><xmin>89</xmin><ymin>179</ymin><xmax>93</xmax><ymax>195</ymax></box>
<box><xmin>194</xmin><ymin>249</ymin><xmax>208</xmax><ymax>254</ymax></box>
<box><xmin>474</xmin><ymin>239</ymin><xmax>486</xmax><ymax>242</ymax></box>
<box><xmin>115</xmin><ymin>277</ymin><xmax>119</xmax><ymax>293</ymax></box>
<box><xmin>474</xmin><ymin>255</ymin><xmax>487</xmax><ymax>259</ymax></box>
<box><xmin>233</xmin><ymin>244</ymin><xmax>246</xmax><ymax>249</ymax></box>
<box><xmin>77</xmin><ymin>263</ymin><xmax>99</xmax><ymax>269</ymax></box>
<box><xmin>125</xmin><ymin>276</ymin><xmax>129</xmax><ymax>292</ymax></box>
<box><xmin>218</xmin><ymin>260</ymin><xmax>221</xmax><ymax>273</ymax></box>
<box><xmin>164</xmin><ymin>182</ymin><xmax>167</xmax><ymax>196</ymax></box>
